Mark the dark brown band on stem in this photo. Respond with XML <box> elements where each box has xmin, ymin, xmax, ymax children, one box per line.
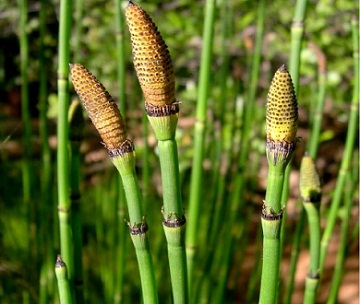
<box><xmin>129</xmin><ymin>222</ymin><xmax>149</xmax><ymax>235</ymax></box>
<box><xmin>261</xmin><ymin>204</ymin><xmax>283</xmax><ymax>221</ymax></box>
<box><xmin>108</xmin><ymin>139</ymin><xmax>135</xmax><ymax>158</ymax></box>
<box><xmin>307</xmin><ymin>272</ymin><xmax>320</xmax><ymax>280</ymax></box>
<box><xmin>302</xmin><ymin>193</ymin><xmax>322</xmax><ymax>203</ymax></box>
<box><xmin>163</xmin><ymin>215</ymin><xmax>186</xmax><ymax>228</ymax></box>
<box><xmin>145</xmin><ymin>102</ymin><xmax>179</xmax><ymax>117</ymax></box>
<box><xmin>55</xmin><ymin>255</ymin><xmax>66</xmax><ymax>267</ymax></box>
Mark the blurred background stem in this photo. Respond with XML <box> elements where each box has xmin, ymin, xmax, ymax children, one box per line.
<box><xmin>186</xmin><ymin>0</ymin><xmax>216</xmax><ymax>290</ymax></box>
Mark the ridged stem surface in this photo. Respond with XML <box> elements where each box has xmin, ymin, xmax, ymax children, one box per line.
<box><xmin>57</xmin><ymin>0</ymin><xmax>74</xmax><ymax>300</ymax></box>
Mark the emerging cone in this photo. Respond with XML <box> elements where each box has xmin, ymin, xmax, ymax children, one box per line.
<box><xmin>265</xmin><ymin>64</ymin><xmax>298</xmax><ymax>165</ymax></box>
<box><xmin>125</xmin><ymin>1</ymin><xmax>177</xmax><ymax>114</ymax></box>
<box><xmin>70</xmin><ymin>63</ymin><xmax>132</xmax><ymax>155</ymax></box>
<box><xmin>300</xmin><ymin>154</ymin><xmax>321</xmax><ymax>202</ymax></box>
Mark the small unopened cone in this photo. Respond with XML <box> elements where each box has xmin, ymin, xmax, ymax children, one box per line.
<box><xmin>300</xmin><ymin>154</ymin><xmax>321</xmax><ymax>202</ymax></box>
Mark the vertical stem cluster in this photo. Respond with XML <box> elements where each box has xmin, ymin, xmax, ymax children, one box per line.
<box><xmin>186</xmin><ymin>0</ymin><xmax>216</xmax><ymax>288</ymax></box>
<box><xmin>319</xmin><ymin>14</ymin><xmax>359</xmax><ymax>274</ymax></box>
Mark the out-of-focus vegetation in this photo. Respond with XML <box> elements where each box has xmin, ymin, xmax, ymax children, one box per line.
<box><xmin>0</xmin><ymin>0</ymin><xmax>358</xmax><ymax>303</ymax></box>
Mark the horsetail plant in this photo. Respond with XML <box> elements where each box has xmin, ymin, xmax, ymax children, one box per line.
<box><xmin>259</xmin><ymin>65</ymin><xmax>298</xmax><ymax>304</ymax></box>
<box><xmin>125</xmin><ymin>2</ymin><xmax>188</xmax><ymax>303</ymax></box>
<box><xmin>299</xmin><ymin>154</ymin><xmax>321</xmax><ymax>303</ymax></box>
<box><xmin>70</xmin><ymin>63</ymin><xmax>158</xmax><ymax>304</ymax></box>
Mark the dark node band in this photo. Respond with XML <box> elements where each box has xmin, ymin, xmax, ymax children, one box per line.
<box><xmin>307</xmin><ymin>272</ymin><xmax>320</xmax><ymax>280</ymax></box>
<box><xmin>302</xmin><ymin>193</ymin><xmax>322</xmax><ymax>203</ymax></box>
<box><xmin>163</xmin><ymin>215</ymin><xmax>186</xmax><ymax>228</ymax></box>
<box><xmin>261</xmin><ymin>204</ymin><xmax>283</xmax><ymax>221</ymax></box>
<box><xmin>145</xmin><ymin>102</ymin><xmax>179</xmax><ymax>117</ymax></box>
<box><xmin>108</xmin><ymin>139</ymin><xmax>135</xmax><ymax>157</ymax></box>
<box><xmin>55</xmin><ymin>255</ymin><xmax>66</xmax><ymax>267</ymax></box>
<box><xmin>129</xmin><ymin>222</ymin><xmax>149</xmax><ymax>235</ymax></box>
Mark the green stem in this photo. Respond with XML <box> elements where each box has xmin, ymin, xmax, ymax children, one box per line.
<box><xmin>114</xmin><ymin>183</ymin><xmax>127</xmax><ymax>304</ymax></box>
<box><xmin>259</xmin><ymin>217</ymin><xmax>282</xmax><ymax>304</ymax></box>
<box><xmin>157</xmin><ymin>139</ymin><xmax>188</xmax><ymax>304</ymax></box>
<box><xmin>308</xmin><ymin>63</ymin><xmax>326</xmax><ymax>158</ymax></box>
<box><xmin>260</xmin><ymin>161</ymin><xmax>288</xmax><ymax>303</ymax></box>
<box><xmin>55</xmin><ymin>256</ymin><xmax>73</xmax><ymax>304</ymax></box>
<box><xmin>304</xmin><ymin>203</ymin><xmax>321</xmax><ymax>276</ymax></box>
<box><xmin>112</xmin><ymin>153</ymin><xmax>158</xmax><ymax>304</ymax></box>
<box><xmin>289</xmin><ymin>0</ymin><xmax>308</xmax><ymax>92</ymax></box>
<box><xmin>117</xmin><ymin>169</ymin><xmax>143</xmax><ymax>225</ymax></box>
<box><xmin>57</xmin><ymin>0</ymin><xmax>74</xmax><ymax>297</ymax></box>
<box><xmin>303</xmin><ymin>202</ymin><xmax>321</xmax><ymax>303</ymax></box>
<box><xmin>157</xmin><ymin>140</ymin><xmax>182</xmax><ymax>217</ymax></box>
<box><xmin>130</xmin><ymin>234</ymin><xmax>159</xmax><ymax>304</ymax></box>
<box><xmin>73</xmin><ymin>0</ymin><xmax>84</xmax><ymax>63</ymax></box>
<box><xmin>186</xmin><ymin>0</ymin><xmax>216</xmax><ymax>287</ymax></box>
<box><xmin>264</xmin><ymin>163</ymin><xmax>286</xmax><ymax>213</ymax></box>
<box><xmin>163</xmin><ymin>225</ymin><xmax>188</xmax><ymax>304</ymax></box>
<box><xmin>142</xmin><ymin>110</ymin><xmax>151</xmax><ymax>211</ymax></box>
<box><xmin>327</xmin><ymin>169</ymin><xmax>356</xmax><ymax>304</ymax></box>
